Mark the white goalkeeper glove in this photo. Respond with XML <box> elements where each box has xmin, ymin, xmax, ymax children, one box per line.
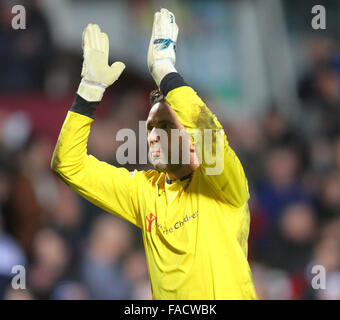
<box><xmin>147</xmin><ymin>8</ymin><xmax>179</xmax><ymax>87</ymax></box>
<box><xmin>77</xmin><ymin>24</ymin><xmax>125</xmax><ymax>102</ymax></box>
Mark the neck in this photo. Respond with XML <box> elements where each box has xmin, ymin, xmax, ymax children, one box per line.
<box><xmin>166</xmin><ymin>165</ymin><xmax>194</xmax><ymax>182</ymax></box>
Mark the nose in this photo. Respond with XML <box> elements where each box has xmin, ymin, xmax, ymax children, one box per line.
<box><xmin>148</xmin><ymin>127</ymin><xmax>160</xmax><ymax>145</ymax></box>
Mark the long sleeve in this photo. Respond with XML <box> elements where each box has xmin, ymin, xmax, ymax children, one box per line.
<box><xmin>161</xmin><ymin>73</ymin><xmax>249</xmax><ymax>207</ymax></box>
<box><xmin>51</xmin><ymin>97</ymin><xmax>142</xmax><ymax>228</ymax></box>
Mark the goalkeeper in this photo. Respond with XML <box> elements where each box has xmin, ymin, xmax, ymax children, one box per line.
<box><xmin>51</xmin><ymin>8</ymin><xmax>258</xmax><ymax>300</ymax></box>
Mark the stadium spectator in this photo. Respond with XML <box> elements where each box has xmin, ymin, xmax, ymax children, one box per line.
<box><xmin>0</xmin><ymin>213</ymin><xmax>26</xmax><ymax>299</ymax></box>
<box><xmin>0</xmin><ymin>0</ymin><xmax>53</xmax><ymax>92</ymax></box>
<box><xmin>80</xmin><ymin>215</ymin><xmax>133</xmax><ymax>300</ymax></box>
<box><xmin>28</xmin><ymin>228</ymin><xmax>70</xmax><ymax>299</ymax></box>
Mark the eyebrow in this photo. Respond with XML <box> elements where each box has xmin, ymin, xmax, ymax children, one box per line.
<box><xmin>146</xmin><ymin>119</ymin><xmax>171</xmax><ymax>129</ymax></box>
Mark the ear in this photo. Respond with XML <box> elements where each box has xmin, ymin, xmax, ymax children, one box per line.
<box><xmin>190</xmin><ymin>144</ymin><xmax>201</xmax><ymax>168</ymax></box>
<box><xmin>188</xmin><ymin>135</ymin><xmax>195</xmax><ymax>153</ymax></box>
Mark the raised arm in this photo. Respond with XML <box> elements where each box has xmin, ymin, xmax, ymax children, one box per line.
<box><xmin>51</xmin><ymin>24</ymin><xmax>142</xmax><ymax>227</ymax></box>
<box><xmin>147</xmin><ymin>9</ymin><xmax>249</xmax><ymax>207</ymax></box>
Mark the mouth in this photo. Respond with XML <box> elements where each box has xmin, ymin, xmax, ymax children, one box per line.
<box><xmin>150</xmin><ymin>145</ymin><xmax>161</xmax><ymax>157</ymax></box>
<box><xmin>151</xmin><ymin>150</ymin><xmax>161</xmax><ymax>157</ymax></box>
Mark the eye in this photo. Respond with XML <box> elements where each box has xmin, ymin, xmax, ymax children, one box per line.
<box><xmin>160</xmin><ymin>123</ymin><xmax>168</xmax><ymax>129</ymax></box>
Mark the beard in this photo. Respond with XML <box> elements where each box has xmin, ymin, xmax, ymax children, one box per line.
<box><xmin>152</xmin><ymin>159</ymin><xmax>168</xmax><ymax>171</ymax></box>
<box><xmin>149</xmin><ymin>149</ymin><xmax>168</xmax><ymax>171</ymax></box>
<box><xmin>148</xmin><ymin>141</ymin><xmax>189</xmax><ymax>172</ymax></box>
<box><xmin>148</xmin><ymin>141</ymin><xmax>172</xmax><ymax>171</ymax></box>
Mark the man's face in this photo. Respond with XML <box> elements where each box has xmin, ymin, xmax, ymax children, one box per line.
<box><xmin>146</xmin><ymin>101</ymin><xmax>191</xmax><ymax>172</ymax></box>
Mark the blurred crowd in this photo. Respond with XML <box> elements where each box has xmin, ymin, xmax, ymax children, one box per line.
<box><xmin>0</xmin><ymin>0</ymin><xmax>339</xmax><ymax>300</ymax></box>
<box><xmin>241</xmin><ymin>35</ymin><xmax>340</xmax><ymax>299</ymax></box>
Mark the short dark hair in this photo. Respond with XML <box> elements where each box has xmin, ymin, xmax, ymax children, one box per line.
<box><xmin>149</xmin><ymin>89</ymin><xmax>165</xmax><ymax>108</ymax></box>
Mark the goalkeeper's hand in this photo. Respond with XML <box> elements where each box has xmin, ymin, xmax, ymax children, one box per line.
<box><xmin>147</xmin><ymin>8</ymin><xmax>179</xmax><ymax>87</ymax></box>
<box><xmin>77</xmin><ymin>24</ymin><xmax>125</xmax><ymax>102</ymax></box>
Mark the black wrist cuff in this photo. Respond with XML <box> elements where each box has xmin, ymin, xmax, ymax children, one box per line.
<box><xmin>160</xmin><ymin>72</ymin><xmax>187</xmax><ymax>96</ymax></box>
<box><xmin>70</xmin><ymin>94</ymin><xmax>100</xmax><ymax>119</ymax></box>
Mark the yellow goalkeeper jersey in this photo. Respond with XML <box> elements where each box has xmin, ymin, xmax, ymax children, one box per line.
<box><xmin>51</xmin><ymin>85</ymin><xmax>258</xmax><ymax>300</ymax></box>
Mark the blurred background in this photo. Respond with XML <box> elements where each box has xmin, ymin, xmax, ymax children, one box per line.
<box><xmin>0</xmin><ymin>0</ymin><xmax>339</xmax><ymax>300</ymax></box>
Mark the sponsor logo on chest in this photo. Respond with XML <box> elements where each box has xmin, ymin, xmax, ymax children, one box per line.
<box><xmin>146</xmin><ymin>211</ymin><xmax>198</xmax><ymax>235</ymax></box>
